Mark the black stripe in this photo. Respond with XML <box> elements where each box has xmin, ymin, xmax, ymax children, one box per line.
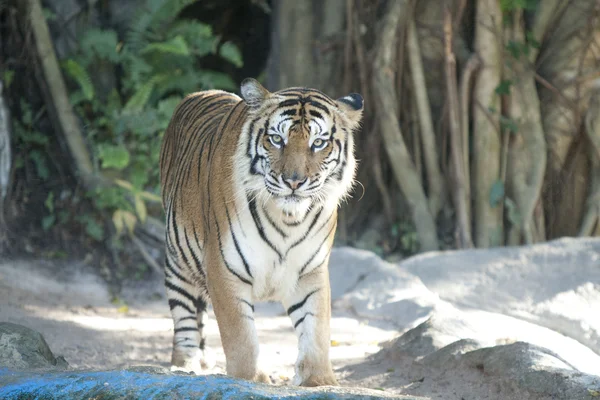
<box><xmin>309</xmin><ymin>110</ymin><xmax>323</xmax><ymax>119</ymax></box>
<box><xmin>262</xmin><ymin>205</ymin><xmax>288</xmax><ymax>238</ymax></box>
<box><xmin>179</xmin><ymin>316</ymin><xmax>196</xmax><ymax>322</ymax></box>
<box><xmin>171</xmin><ymin>206</ymin><xmax>193</xmax><ymax>271</ymax></box>
<box><xmin>214</xmin><ymin>211</ymin><xmax>253</xmax><ymax>285</ymax></box>
<box><xmin>169</xmin><ymin>299</ymin><xmax>195</xmax><ymax>314</ymax></box>
<box><xmin>308</xmin><ymin>101</ymin><xmax>331</xmax><ymax>115</ymax></box>
<box><xmin>285</xmin><ymin>207</ymin><xmax>323</xmax><ymax>256</ymax></box>
<box><xmin>183</xmin><ymin>226</ymin><xmax>205</xmax><ymax>278</ymax></box>
<box><xmin>240</xmin><ymin>299</ymin><xmax>255</xmax><ymax>312</ymax></box>
<box><xmin>225</xmin><ymin>206</ymin><xmax>253</xmax><ymax>279</ymax></box>
<box><xmin>298</xmin><ymin>222</ymin><xmax>336</xmax><ymax>275</ymax></box>
<box><xmin>287</xmin><ymin>289</ymin><xmax>319</xmax><ymax>315</ymax></box>
<box><xmin>278</xmin><ymin>99</ymin><xmax>301</xmax><ymax>108</ymax></box>
<box><xmin>174</xmin><ymin>327</ymin><xmax>198</xmax><ymax>333</ymax></box>
<box><xmin>247</xmin><ymin>195</ymin><xmax>283</xmax><ymax>261</ymax></box>
<box><xmin>294</xmin><ymin>312</ymin><xmax>315</xmax><ymax>329</ymax></box>
<box><xmin>281</xmin><ymin>108</ymin><xmax>297</xmax><ymax>116</ymax></box>
<box><xmin>165</xmin><ymin>257</ymin><xmax>191</xmax><ymax>285</ymax></box>
<box><xmin>299</xmin><ymin>251</ymin><xmax>330</xmax><ymax>279</ymax></box>
<box><xmin>165</xmin><ymin>279</ymin><xmax>197</xmax><ymax>304</ymax></box>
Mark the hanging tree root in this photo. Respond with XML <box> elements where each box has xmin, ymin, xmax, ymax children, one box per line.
<box><xmin>371</xmin><ymin>0</ymin><xmax>438</xmax><ymax>251</ymax></box>
<box><xmin>579</xmin><ymin>90</ymin><xmax>600</xmax><ymax>236</ymax></box>
<box><xmin>444</xmin><ymin>5</ymin><xmax>473</xmax><ymax>249</ymax></box>
<box><xmin>407</xmin><ymin>17</ymin><xmax>445</xmax><ymax>217</ymax></box>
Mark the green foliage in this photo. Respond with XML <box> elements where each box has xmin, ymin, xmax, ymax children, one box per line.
<box><xmin>489</xmin><ymin>180</ymin><xmax>505</xmax><ymax>208</ymax></box>
<box><xmin>495</xmin><ymin>79</ymin><xmax>513</xmax><ymax>96</ymax></box>
<box><xmin>59</xmin><ymin>0</ymin><xmax>243</xmax><ymax>240</ymax></box>
<box><xmin>500</xmin><ymin>0</ymin><xmax>538</xmax><ymax>12</ymax></box>
<box><xmin>13</xmin><ymin>100</ymin><xmax>51</xmax><ymax>182</ymax></box>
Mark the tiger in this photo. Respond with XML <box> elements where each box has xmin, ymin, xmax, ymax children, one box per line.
<box><xmin>159</xmin><ymin>78</ymin><xmax>363</xmax><ymax>386</ymax></box>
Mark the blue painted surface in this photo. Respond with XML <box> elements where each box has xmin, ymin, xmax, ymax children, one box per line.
<box><xmin>0</xmin><ymin>368</ymin><xmax>395</xmax><ymax>399</ymax></box>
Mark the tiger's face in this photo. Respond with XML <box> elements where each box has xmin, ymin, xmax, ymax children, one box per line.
<box><xmin>238</xmin><ymin>79</ymin><xmax>363</xmax><ymax>216</ymax></box>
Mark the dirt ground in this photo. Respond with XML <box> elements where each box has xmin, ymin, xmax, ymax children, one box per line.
<box><xmin>0</xmin><ymin>256</ymin><xmax>580</xmax><ymax>399</ymax></box>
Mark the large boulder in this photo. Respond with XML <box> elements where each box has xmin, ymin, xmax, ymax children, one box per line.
<box><xmin>0</xmin><ymin>366</ymin><xmax>425</xmax><ymax>400</ymax></box>
<box><xmin>0</xmin><ymin>322</ymin><xmax>68</xmax><ymax>370</ymax></box>
<box><xmin>345</xmin><ymin>317</ymin><xmax>600</xmax><ymax>400</ymax></box>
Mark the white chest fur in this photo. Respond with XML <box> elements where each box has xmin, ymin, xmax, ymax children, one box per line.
<box><xmin>220</xmin><ymin>198</ymin><xmax>335</xmax><ymax>302</ymax></box>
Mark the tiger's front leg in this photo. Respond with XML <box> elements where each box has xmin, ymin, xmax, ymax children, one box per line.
<box><xmin>284</xmin><ymin>264</ymin><xmax>338</xmax><ymax>387</ymax></box>
<box><xmin>206</xmin><ymin>261</ymin><xmax>271</xmax><ymax>384</ymax></box>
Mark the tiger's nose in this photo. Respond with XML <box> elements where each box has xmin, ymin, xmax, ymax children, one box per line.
<box><xmin>283</xmin><ymin>174</ymin><xmax>307</xmax><ymax>190</ymax></box>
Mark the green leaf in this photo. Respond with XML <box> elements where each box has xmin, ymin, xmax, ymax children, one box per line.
<box><xmin>134</xmin><ymin>194</ymin><xmax>147</xmax><ymax>222</ymax></box>
<box><xmin>80</xmin><ymin>29</ymin><xmax>120</xmax><ymax>62</ymax></box>
<box><xmin>42</xmin><ymin>7</ymin><xmax>57</xmax><ymax>21</ymax></box>
<box><xmin>84</xmin><ymin>218</ymin><xmax>104</xmax><ymax>241</ymax></box>
<box><xmin>489</xmin><ymin>180</ymin><xmax>505</xmax><ymax>208</ymax></box>
<box><xmin>98</xmin><ymin>144</ymin><xmax>131</xmax><ymax>170</ymax></box>
<box><xmin>505</xmin><ymin>197</ymin><xmax>522</xmax><ymax>227</ymax></box>
<box><xmin>124</xmin><ymin>74</ymin><xmax>167</xmax><ymax>111</ymax></box>
<box><xmin>3</xmin><ymin>70</ymin><xmax>15</xmax><ymax>88</ymax></box>
<box><xmin>219</xmin><ymin>42</ymin><xmax>243</xmax><ymax>68</ymax></box>
<box><xmin>141</xmin><ymin>35</ymin><xmax>190</xmax><ymax>56</ymax></box>
<box><xmin>41</xmin><ymin>215</ymin><xmax>55</xmax><ymax>231</ymax></box>
<box><xmin>199</xmin><ymin>71</ymin><xmax>237</xmax><ymax>91</ymax></box>
<box><xmin>29</xmin><ymin>150</ymin><xmax>50</xmax><ymax>180</ymax></box>
<box><xmin>500</xmin><ymin>115</ymin><xmax>519</xmax><ymax>134</ymax></box>
<box><xmin>495</xmin><ymin>80</ymin><xmax>513</xmax><ymax>96</ymax></box>
<box><xmin>62</xmin><ymin>59</ymin><xmax>94</xmax><ymax>101</ymax></box>
<box><xmin>44</xmin><ymin>192</ymin><xmax>55</xmax><ymax>213</ymax></box>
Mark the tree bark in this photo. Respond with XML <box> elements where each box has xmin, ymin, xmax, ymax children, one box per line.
<box><xmin>505</xmin><ymin>10</ymin><xmax>547</xmax><ymax>245</ymax></box>
<box><xmin>537</xmin><ymin>0</ymin><xmax>599</xmax><ymax>238</ymax></box>
<box><xmin>580</xmin><ymin>90</ymin><xmax>600</xmax><ymax>236</ymax></box>
<box><xmin>407</xmin><ymin>17</ymin><xmax>446</xmax><ymax>217</ymax></box>
<box><xmin>444</xmin><ymin>5</ymin><xmax>473</xmax><ymax>249</ymax></box>
<box><xmin>0</xmin><ymin>79</ymin><xmax>11</xmax><ymax>249</ymax></box>
<box><xmin>372</xmin><ymin>0</ymin><xmax>438</xmax><ymax>252</ymax></box>
<box><xmin>472</xmin><ymin>0</ymin><xmax>503</xmax><ymax>247</ymax></box>
<box><xmin>267</xmin><ymin>1</ymin><xmax>317</xmax><ymax>90</ymax></box>
<box><xmin>28</xmin><ymin>0</ymin><xmax>96</xmax><ymax>188</ymax></box>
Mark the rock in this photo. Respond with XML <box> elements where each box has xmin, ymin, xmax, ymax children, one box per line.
<box><xmin>458</xmin><ymin>342</ymin><xmax>600</xmax><ymax>399</ymax></box>
<box><xmin>357</xmin><ymin>318</ymin><xmax>600</xmax><ymax>400</ymax></box>
<box><xmin>400</xmin><ymin>237</ymin><xmax>600</xmax><ymax>356</ymax></box>
<box><xmin>0</xmin><ymin>368</ymin><xmax>426</xmax><ymax>399</ymax></box>
<box><xmin>329</xmin><ymin>238</ymin><xmax>600</xmax><ymax>377</ymax></box>
<box><xmin>0</xmin><ymin>322</ymin><xmax>68</xmax><ymax>370</ymax></box>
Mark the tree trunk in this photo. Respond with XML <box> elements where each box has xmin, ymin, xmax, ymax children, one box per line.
<box><xmin>472</xmin><ymin>0</ymin><xmax>503</xmax><ymax>247</ymax></box>
<box><xmin>538</xmin><ymin>0</ymin><xmax>600</xmax><ymax>238</ymax></box>
<box><xmin>372</xmin><ymin>0</ymin><xmax>439</xmax><ymax>252</ymax></box>
<box><xmin>407</xmin><ymin>17</ymin><xmax>446</xmax><ymax>217</ymax></box>
<box><xmin>505</xmin><ymin>9</ymin><xmax>547</xmax><ymax>245</ymax></box>
<box><xmin>0</xmin><ymin>79</ymin><xmax>11</xmax><ymax>250</ymax></box>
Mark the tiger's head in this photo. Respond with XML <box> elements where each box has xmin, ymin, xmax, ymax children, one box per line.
<box><xmin>237</xmin><ymin>78</ymin><xmax>363</xmax><ymax>217</ymax></box>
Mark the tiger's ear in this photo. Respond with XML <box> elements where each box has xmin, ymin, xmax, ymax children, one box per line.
<box><xmin>336</xmin><ymin>93</ymin><xmax>364</xmax><ymax>126</ymax></box>
<box><xmin>241</xmin><ymin>78</ymin><xmax>270</xmax><ymax>109</ymax></box>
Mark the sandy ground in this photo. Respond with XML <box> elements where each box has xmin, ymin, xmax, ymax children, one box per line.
<box><xmin>2</xmin><ymin>249</ymin><xmax>598</xmax><ymax>400</ymax></box>
<box><xmin>0</xmin><ymin>257</ymin><xmax>397</xmax><ymax>387</ymax></box>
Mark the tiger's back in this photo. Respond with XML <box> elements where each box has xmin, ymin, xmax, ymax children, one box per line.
<box><xmin>159</xmin><ymin>79</ymin><xmax>363</xmax><ymax>386</ymax></box>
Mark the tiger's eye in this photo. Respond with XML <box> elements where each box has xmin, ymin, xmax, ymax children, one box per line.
<box><xmin>313</xmin><ymin>139</ymin><xmax>323</xmax><ymax>147</ymax></box>
<box><xmin>270</xmin><ymin>135</ymin><xmax>283</xmax><ymax>146</ymax></box>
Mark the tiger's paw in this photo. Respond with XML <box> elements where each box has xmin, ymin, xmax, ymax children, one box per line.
<box><xmin>253</xmin><ymin>370</ymin><xmax>272</xmax><ymax>384</ymax></box>
<box><xmin>293</xmin><ymin>358</ymin><xmax>338</xmax><ymax>387</ymax></box>
<box><xmin>171</xmin><ymin>347</ymin><xmax>213</xmax><ymax>375</ymax></box>
<box><xmin>297</xmin><ymin>373</ymin><xmax>338</xmax><ymax>387</ymax></box>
